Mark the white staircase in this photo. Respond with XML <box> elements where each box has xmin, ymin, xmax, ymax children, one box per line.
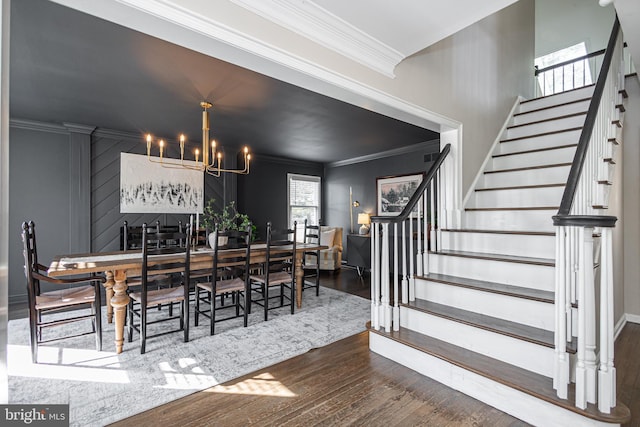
<box><xmin>369</xmin><ymin>84</ymin><xmax>630</xmax><ymax>426</ymax></box>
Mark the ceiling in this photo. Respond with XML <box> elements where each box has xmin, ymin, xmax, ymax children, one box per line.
<box><xmin>12</xmin><ymin>0</ymin><xmax>638</xmax><ymax>166</ymax></box>
<box><xmin>10</xmin><ymin>0</ymin><xmax>442</xmax><ymax>165</ymax></box>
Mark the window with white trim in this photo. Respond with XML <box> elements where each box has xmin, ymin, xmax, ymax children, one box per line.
<box><xmin>288</xmin><ymin>173</ymin><xmax>321</xmax><ymax>241</ymax></box>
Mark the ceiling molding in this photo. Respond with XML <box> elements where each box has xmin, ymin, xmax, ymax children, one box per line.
<box><xmin>228</xmin><ymin>0</ymin><xmax>403</xmax><ymax>78</ymax></box>
<box><xmin>327</xmin><ymin>139</ymin><xmax>440</xmax><ymax>168</ymax></box>
<box><xmin>10</xmin><ymin>119</ymin><xmax>69</xmax><ymax>135</ymax></box>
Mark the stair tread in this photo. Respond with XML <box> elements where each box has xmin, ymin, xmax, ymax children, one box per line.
<box><xmin>500</xmin><ymin>127</ymin><xmax>582</xmax><ymax>143</ymax></box>
<box><xmin>466</xmin><ymin>206</ymin><xmax>558</xmax><ymax>211</ymax></box>
<box><xmin>441</xmin><ymin>228</ymin><xmax>554</xmax><ymax>236</ymax></box>
<box><xmin>475</xmin><ymin>183</ymin><xmax>565</xmax><ymax>192</ymax></box>
<box><xmin>506</xmin><ymin>111</ymin><xmax>587</xmax><ymax>130</ymax></box>
<box><xmin>513</xmin><ymin>97</ymin><xmax>591</xmax><ymax>117</ymax></box>
<box><xmin>493</xmin><ymin>144</ymin><xmax>577</xmax><ymax>158</ymax></box>
<box><xmin>370</xmin><ymin>326</ymin><xmax>631</xmax><ymax>424</ymax></box>
<box><xmin>405</xmin><ymin>298</ymin><xmax>562</xmax><ymax>350</ymax></box>
<box><xmin>520</xmin><ymin>83</ymin><xmax>595</xmax><ymax>104</ymax></box>
<box><xmin>419</xmin><ymin>272</ymin><xmax>554</xmax><ymax>303</ymax></box>
<box><xmin>485</xmin><ymin>162</ymin><xmax>571</xmax><ymax>174</ymax></box>
<box><xmin>432</xmin><ymin>249</ymin><xmax>554</xmax><ymax>266</ymax></box>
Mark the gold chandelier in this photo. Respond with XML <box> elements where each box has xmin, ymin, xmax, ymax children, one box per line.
<box><xmin>145</xmin><ymin>101</ymin><xmax>251</xmax><ymax>177</ymax></box>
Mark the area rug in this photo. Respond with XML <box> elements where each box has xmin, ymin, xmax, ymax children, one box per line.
<box><xmin>7</xmin><ymin>286</ymin><xmax>370</xmax><ymax>426</ymax></box>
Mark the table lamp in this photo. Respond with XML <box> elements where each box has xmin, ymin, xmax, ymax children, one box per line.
<box><xmin>357</xmin><ymin>213</ymin><xmax>371</xmax><ymax>235</ymax></box>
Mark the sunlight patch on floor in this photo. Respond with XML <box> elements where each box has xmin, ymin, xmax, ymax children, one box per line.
<box><xmin>156</xmin><ymin>357</ymin><xmax>219</xmax><ymax>390</ymax></box>
<box><xmin>204</xmin><ymin>372</ymin><xmax>297</xmax><ymax>397</ymax></box>
<box><xmin>8</xmin><ymin>345</ymin><xmax>129</xmax><ymax>383</ymax></box>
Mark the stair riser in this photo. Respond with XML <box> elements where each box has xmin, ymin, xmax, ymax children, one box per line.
<box><xmin>512</xmin><ymin>99</ymin><xmax>591</xmax><ymax>126</ymax></box>
<box><xmin>370</xmin><ymin>333</ymin><xmax>616</xmax><ymax>427</ymax></box>
<box><xmin>401</xmin><ymin>308</ymin><xmax>554</xmax><ymax>377</ymax></box>
<box><xmin>463</xmin><ymin>209</ymin><xmax>556</xmax><ymax>233</ymax></box>
<box><xmin>415</xmin><ymin>279</ymin><xmax>555</xmax><ymax>331</ymax></box>
<box><xmin>428</xmin><ymin>253</ymin><xmax>555</xmax><ymax>291</ymax></box>
<box><xmin>491</xmin><ymin>146</ymin><xmax>575</xmax><ymax>170</ymax></box>
<box><xmin>499</xmin><ymin>129</ymin><xmax>581</xmax><ymax>154</ymax></box>
<box><xmin>440</xmin><ymin>231</ymin><xmax>555</xmax><ymax>258</ymax></box>
<box><xmin>470</xmin><ymin>186</ymin><xmax>564</xmax><ymax>208</ymax></box>
<box><xmin>518</xmin><ymin>86</ymin><xmax>595</xmax><ymax>113</ymax></box>
<box><xmin>505</xmin><ymin>115</ymin><xmax>586</xmax><ymax>140</ymax></box>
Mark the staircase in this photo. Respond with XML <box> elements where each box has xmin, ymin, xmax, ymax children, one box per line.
<box><xmin>368</xmin><ymin>79</ymin><xmax>631</xmax><ymax>426</ymax></box>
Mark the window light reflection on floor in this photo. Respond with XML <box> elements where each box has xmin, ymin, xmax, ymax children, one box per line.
<box><xmin>157</xmin><ymin>357</ymin><xmax>219</xmax><ymax>390</ymax></box>
<box><xmin>204</xmin><ymin>372</ymin><xmax>297</xmax><ymax>397</ymax></box>
<box><xmin>7</xmin><ymin>344</ymin><xmax>129</xmax><ymax>384</ymax></box>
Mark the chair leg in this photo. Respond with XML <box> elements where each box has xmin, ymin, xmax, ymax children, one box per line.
<box><xmin>235</xmin><ymin>290</ymin><xmax>240</xmax><ymax>318</ymax></box>
<box><xmin>127</xmin><ymin>300</ymin><xmax>133</xmax><ymax>343</ymax></box>
<box><xmin>210</xmin><ymin>291</ymin><xmax>215</xmax><ymax>336</ymax></box>
<box><xmin>195</xmin><ymin>286</ymin><xmax>200</xmax><ymax>327</ymax></box>
<box><xmin>263</xmin><ymin>284</ymin><xmax>268</xmax><ymax>321</ymax></box>
<box><xmin>280</xmin><ymin>284</ymin><xmax>284</xmax><ymax>306</ymax></box>
<box><xmin>290</xmin><ymin>282</ymin><xmax>295</xmax><ymax>315</ymax></box>
<box><xmin>140</xmin><ymin>304</ymin><xmax>146</xmax><ymax>354</ymax></box>
<box><xmin>243</xmin><ymin>290</ymin><xmax>249</xmax><ymax>327</ymax></box>
<box><xmin>28</xmin><ymin>309</ymin><xmax>38</xmax><ymax>364</ymax></box>
<box><xmin>95</xmin><ymin>285</ymin><xmax>102</xmax><ymax>351</ymax></box>
<box><xmin>315</xmin><ymin>266</ymin><xmax>320</xmax><ymax>296</ymax></box>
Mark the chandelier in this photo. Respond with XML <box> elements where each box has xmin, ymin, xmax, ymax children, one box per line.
<box><xmin>145</xmin><ymin>101</ymin><xmax>251</xmax><ymax>177</ymax></box>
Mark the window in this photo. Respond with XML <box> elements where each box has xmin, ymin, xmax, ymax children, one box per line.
<box><xmin>535</xmin><ymin>42</ymin><xmax>594</xmax><ymax>96</ymax></box>
<box><xmin>288</xmin><ymin>173</ymin><xmax>321</xmax><ymax>241</ymax></box>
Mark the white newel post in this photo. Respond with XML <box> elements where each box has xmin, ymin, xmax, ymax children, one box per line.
<box><xmin>381</xmin><ymin>222</ymin><xmax>391</xmax><ymax>332</ymax></box>
<box><xmin>371</xmin><ymin>222</ymin><xmax>380</xmax><ymax>330</ymax></box>
<box><xmin>598</xmin><ymin>227</ymin><xmax>616</xmax><ymax>412</ymax></box>
<box><xmin>393</xmin><ymin>223</ymin><xmax>400</xmax><ymax>331</ymax></box>
<box><xmin>554</xmin><ymin>225</ymin><xmax>569</xmax><ymax>399</ymax></box>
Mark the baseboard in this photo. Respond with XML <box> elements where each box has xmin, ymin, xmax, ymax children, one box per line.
<box><xmin>625</xmin><ymin>313</ymin><xmax>640</xmax><ymax>324</ymax></box>
<box><xmin>614</xmin><ymin>315</ymin><xmax>627</xmax><ymax>341</ymax></box>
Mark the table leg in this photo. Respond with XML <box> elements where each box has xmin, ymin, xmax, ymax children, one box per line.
<box><xmin>103</xmin><ymin>270</ymin><xmax>115</xmax><ymax>323</ymax></box>
<box><xmin>295</xmin><ymin>252</ymin><xmax>303</xmax><ymax>309</ymax></box>
<box><xmin>110</xmin><ymin>269</ymin><xmax>130</xmax><ymax>354</ymax></box>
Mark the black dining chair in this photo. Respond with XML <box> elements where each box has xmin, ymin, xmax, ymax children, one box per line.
<box><xmin>302</xmin><ymin>219</ymin><xmax>321</xmax><ymax>296</ymax></box>
<box><xmin>250</xmin><ymin>221</ymin><xmax>296</xmax><ymax>321</ymax></box>
<box><xmin>127</xmin><ymin>222</ymin><xmax>191</xmax><ymax>354</ymax></box>
<box><xmin>22</xmin><ymin>221</ymin><xmax>103</xmax><ymax>363</ymax></box>
<box><xmin>194</xmin><ymin>226</ymin><xmax>252</xmax><ymax>335</ymax></box>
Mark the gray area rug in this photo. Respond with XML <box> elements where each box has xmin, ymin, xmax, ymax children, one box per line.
<box><xmin>8</xmin><ymin>286</ymin><xmax>370</xmax><ymax>426</ymax></box>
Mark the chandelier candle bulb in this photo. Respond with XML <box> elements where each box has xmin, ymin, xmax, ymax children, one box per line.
<box><xmin>159</xmin><ymin>139</ymin><xmax>164</xmax><ymax>159</ymax></box>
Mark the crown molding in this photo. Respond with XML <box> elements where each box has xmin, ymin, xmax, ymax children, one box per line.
<box><xmin>327</xmin><ymin>138</ymin><xmax>440</xmax><ymax>168</ymax></box>
<box><xmin>228</xmin><ymin>0</ymin><xmax>403</xmax><ymax>78</ymax></box>
<box><xmin>10</xmin><ymin>119</ymin><xmax>69</xmax><ymax>135</ymax></box>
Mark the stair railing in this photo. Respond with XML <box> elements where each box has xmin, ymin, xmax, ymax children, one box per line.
<box><xmin>368</xmin><ymin>143</ymin><xmax>451</xmax><ymax>332</ymax></box>
<box><xmin>552</xmin><ymin>17</ymin><xmax>623</xmax><ymax>413</ymax></box>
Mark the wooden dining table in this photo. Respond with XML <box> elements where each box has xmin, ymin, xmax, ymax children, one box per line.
<box><xmin>47</xmin><ymin>242</ymin><xmax>326</xmax><ymax>354</ymax></box>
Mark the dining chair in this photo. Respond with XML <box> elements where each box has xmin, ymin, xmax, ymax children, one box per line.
<box><xmin>21</xmin><ymin>221</ymin><xmax>103</xmax><ymax>363</ymax></box>
<box><xmin>250</xmin><ymin>221</ymin><xmax>296</xmax><ymax>321</ymax></box>
<box><xmin>127</xmin><ymin>222</ymin><xmax>191</xmax><ymax>354</ymax></box>
<box><xmin>194</xmin><ymin>226</ymin><xmax>251</xmax><ymax>335</ymax></box>
<box><xmin>302</xmin><ymin>219</ymin><xmax>321</xmax><ymax>296</ymax></box>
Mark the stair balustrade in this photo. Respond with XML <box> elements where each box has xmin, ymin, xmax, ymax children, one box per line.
<box><xmin>552</xmin><ymin>17</ymin><xmax>623</xmax><ymax>413</ymax></box>
<box><xmin>369</xmin><ymin>144</ymin><xmax>451</xmax><ymax>332</ymax></box>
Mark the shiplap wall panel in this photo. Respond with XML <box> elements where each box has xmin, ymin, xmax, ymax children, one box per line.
<box><xmin>91</xmin><ymin>131</ymin><xmax>227</xmax><ymax>252</ymax></box>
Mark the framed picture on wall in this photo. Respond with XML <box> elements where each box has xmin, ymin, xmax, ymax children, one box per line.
<box><xmin>376</xmin><ymin>172</ymin><xmax>424</xmax><ymax>216</ymax></box>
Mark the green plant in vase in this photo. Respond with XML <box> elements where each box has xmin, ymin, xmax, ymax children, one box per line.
<box><xmin>201</xmin><ymin>199</ymin><xmax>256</xmax><ymax>246</ymax></box>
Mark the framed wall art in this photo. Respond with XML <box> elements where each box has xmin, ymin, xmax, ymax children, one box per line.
<box><xmin>376</xmin><ymin>172</ymin><xmax>424</xmax><ymax>216</ymax></box>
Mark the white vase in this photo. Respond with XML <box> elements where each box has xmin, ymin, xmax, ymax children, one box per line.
<box><xmin>208</xmin><ymin>233</ymin><xmax>228</xmax><ymax>248</ymax></box>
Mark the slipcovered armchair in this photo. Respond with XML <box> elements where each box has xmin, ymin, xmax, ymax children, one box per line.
<box><xmin>306</xmin><ymin>226</ymin><xmax>343</xmax><ymax>272</ymax></box>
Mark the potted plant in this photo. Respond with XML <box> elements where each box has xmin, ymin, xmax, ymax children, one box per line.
<box><xmin>201</xmin><ymin>199</ymin><xmax>255</xmax><ymax>247</ymax></box>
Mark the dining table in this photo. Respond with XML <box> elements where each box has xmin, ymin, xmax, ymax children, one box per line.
<box><xmin>47</xmin><ymin>242</ymin><xmax>326</xmax><ymax>354</ymax></box>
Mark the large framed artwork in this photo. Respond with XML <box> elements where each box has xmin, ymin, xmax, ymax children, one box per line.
<box><xmin>120</xmin><ymin>153</ymin><xmax>204</xmax><ymax>213</ymax></box>
<box><xmin>376</xmin><ymin>172</ymin><xmax>424</xmax><ymax>216</ymax></box>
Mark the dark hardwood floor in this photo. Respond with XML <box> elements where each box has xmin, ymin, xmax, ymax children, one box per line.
<box><xmin>107</xmin><ymin>266</ymin><xmax>640</xmax><ymax>427</ymax></box>
<box><xmin>9</xmin><ymin>267</ymin><xmax>639</xmax><ymax>426</ymax></box>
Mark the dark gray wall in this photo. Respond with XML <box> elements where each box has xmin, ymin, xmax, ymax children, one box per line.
<box><xmin>324</xmin><ymin>140</ymin><xmax>440</xmax><ymax>261</ymax></box>
<box><xmin>237</xmin><ymin>155</ymin><xmax>324</xmax><ymax>240</ymax></box>
<box><xmin>9</xmin><ymin>125</ymin><xmax>71</xmax><ymax>303</ymax></box>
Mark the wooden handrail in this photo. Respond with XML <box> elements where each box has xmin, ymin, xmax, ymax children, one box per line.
<box><xmin>554</xmin><ymin>16</ymin><xmax>620</xmax><ymax>225</ymax></box>
<box><xmin>535</xmin><ymin>48</ymin><xmax>605</xmax><ymax>76</ymax></box>
<box><xmin>371</xmin><ymin>143</ymin><xmax>450</xmax><ymax>224</ymax></box>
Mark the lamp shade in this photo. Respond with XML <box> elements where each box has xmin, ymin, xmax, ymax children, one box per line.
<box><xmin>357</xmin><ymin>213</ymin><xmax>371</xmax><ymax>225</ymax></box>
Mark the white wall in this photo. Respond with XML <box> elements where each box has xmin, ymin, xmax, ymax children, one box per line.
<box><xmin>622</xmin><ymin>75</ymin><xmax>640</xmax><ymax>319</ymax></box>
<box><xmin>535</xmin><ymin>0</ymin><xmax>616</xmax><ymax>58</ymax></box>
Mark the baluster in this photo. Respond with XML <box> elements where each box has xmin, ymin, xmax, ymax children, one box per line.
<box><xmin>423</xmin><ymin>190</ymin><xmax>428</xmax><ymax>273</ymax></box>
<box><xmin>430</xmin><ymin>178</ymin><xmax>436</xmax><ymax>248</ymax></box>
<box><xmin>401</xmin><ymin>220</ymin><xmax>408</xmax><ymax>305</ymax></box>
<box><xmin>598</xmin><ymin>227</ymin><xmax>616</xmax><ymax>412</ymax></box>
<box><xmin>416</xmin><ymin>197</ymin><xmax>423</xmax><ymax>276</ymax></box>
<box><xmin>437</xmin><ymin>167</ymin><xmax>444</xmax><ymax>250</ymax></box>
<box><xmin>381</xmin><ymin>222</ymin><xmax>391</xmax><ymax>332</ymax></box>
<box><xmin>371</xmin><ymin>222</ymin><xmax>380</xmax><ymax>330</ymax></box>
<box><xmin>393</xmin><ymin>223</ymin><xmax>400</xmax><ymax>331</ymax></box>
<box><xmin>409</xmin><ymin>212</ymin><xmax>415</xmax><ymax>301</ymax></box>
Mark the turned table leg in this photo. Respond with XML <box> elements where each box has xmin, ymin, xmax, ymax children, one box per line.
<box><xmin>103</xmin><ymin>270</ymin><xmax>115</xmax><ymax>323</ymax></box>
<box><xmin>295</xmin><ymin>252</ymin><xmax>303</xmax><ymax>309</ymax></box>
<box><xmin>110</xmin><ymin>269</ymin><xmax>130</xmax><ymax>354</ymax></box>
